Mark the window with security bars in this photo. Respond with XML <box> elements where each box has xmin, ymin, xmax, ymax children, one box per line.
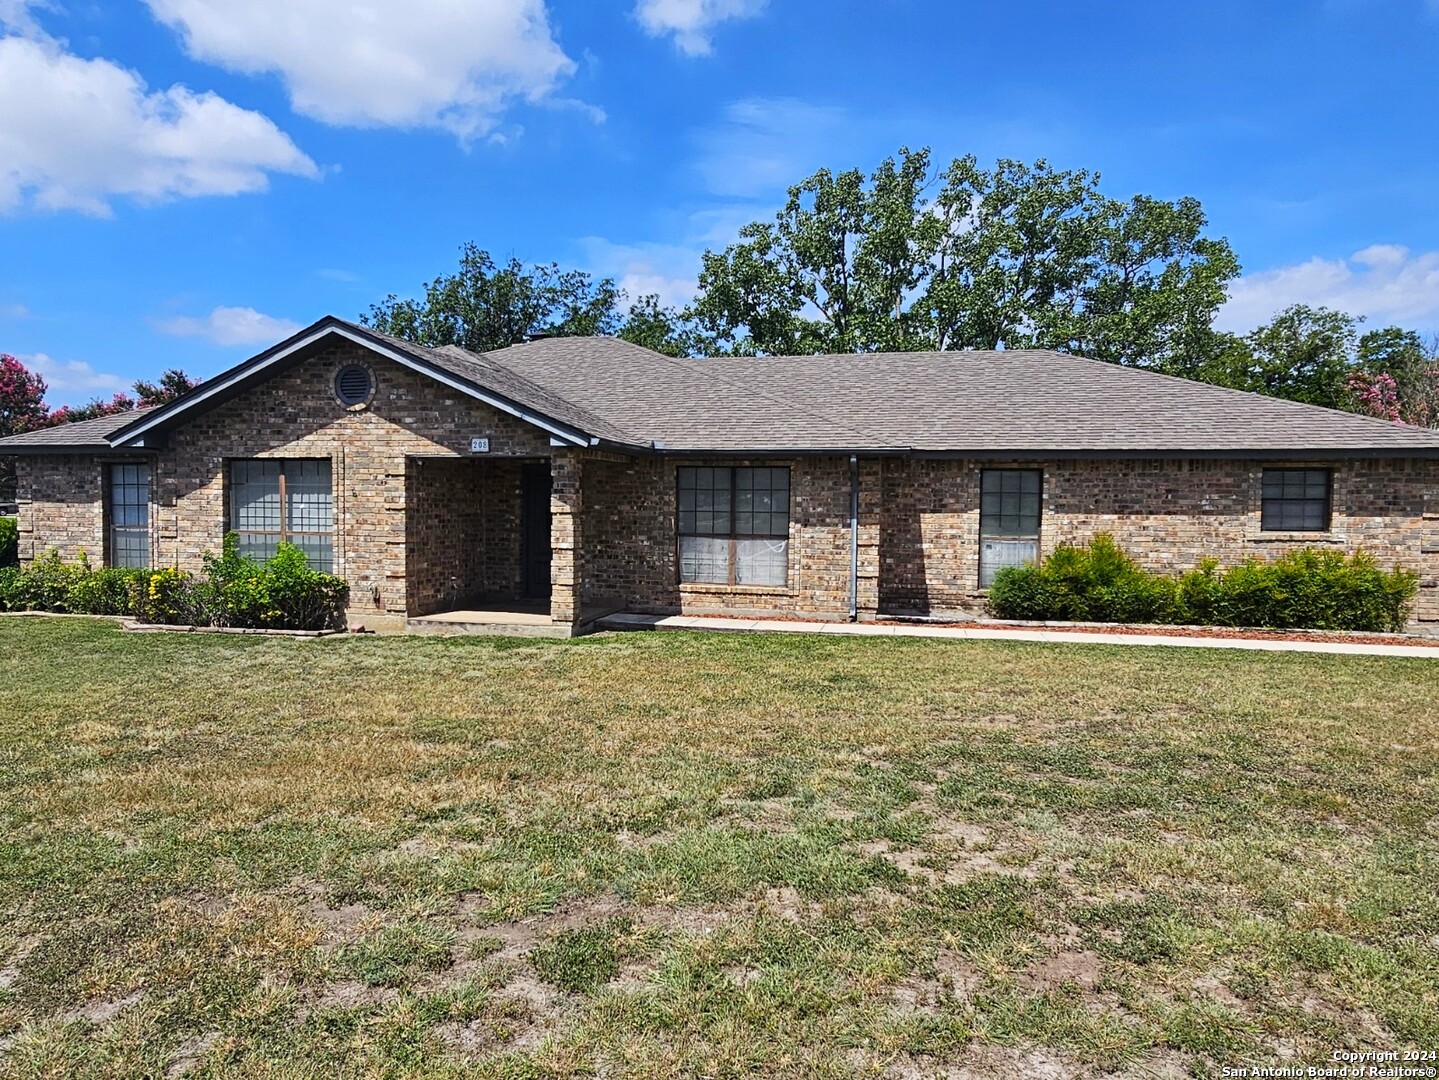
<box><xmin>107</xmin><ymin>463</ymin><xmax>150</xmax><ymax>569</ymax></box>
<box><xmin>677</xmin><ymin>466</ymin><xmax>790</xmax><ymax>586</ymax></box>
<box><xmin>229</xmin><ymin>459</ymin><xmax>334</xmax><ymax>571</ymax></box>
<box><xmin>979</xmin><ymin>468</ymin><xmax>1042</xmax><ymax>587</ymax></box>
<box><xmin>1261</xmin><ymin>468</ymin><xmax>1331</xmax><ymax>532</ymax></box>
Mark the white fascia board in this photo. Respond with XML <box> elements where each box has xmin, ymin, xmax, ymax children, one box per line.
<box><xmin>109</xmin><ymin>324</ymin><xmax>590</xmax><ymax>448</ymax></box>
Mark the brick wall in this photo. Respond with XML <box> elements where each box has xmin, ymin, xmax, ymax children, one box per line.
<box><xmin>14</xmin><ymin>454</ymin><xmax>111</xmax><ymax>563</ymax></box>
<box><xmin>582</xmin><ymin>454</ymin><xmax>879</xmax><ymax>621</ymax></box>
<box><xmin>878</xmin><ymin>457</ymin><xmax>1439</xmax><ymax>623</ymax></box>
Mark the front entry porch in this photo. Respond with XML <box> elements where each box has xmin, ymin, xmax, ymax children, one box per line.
<box><xmin>402</xmin><ymin>451</ymin><xmax>610</xmax><ymax>636</ymax></box>
<box><xmin>404</xmin><ymin>456</ymin><xmax>552</xmax><ymax>613</ymax></box>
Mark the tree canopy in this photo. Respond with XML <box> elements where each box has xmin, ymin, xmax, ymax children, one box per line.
<box><xmin>363</xmin><ymin>187</ymin><xmax>1438</xmax><ymax>426</ymax></box>
<box><xmin>689</xmin><ymin>148</ymin><xmax>1240</xmax><ymax>373</ymax></box>
<box><xmin>361</xmin><ymin>242</ymin><xmax>707</xmax><ymax>359</ymax></box>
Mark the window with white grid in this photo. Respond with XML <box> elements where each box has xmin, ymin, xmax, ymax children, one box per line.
<box><xmin>678</xmin><ymin>466</ymin><xmax>790</xmax><ymax>586</ymax></box>
<box><xmin>107</xmin><ymin>463</ymin><xmax>150</xmax><ymax>569</ymax></box>
<box><xmin>229</xmin><ymin>459</ymin><xmax>333</xmax><ymax>571</ymax></box>
<box><xmin>979</xmin><ymin>468</ymin><xmax>1042</xmax><ymax>587</ymax></box>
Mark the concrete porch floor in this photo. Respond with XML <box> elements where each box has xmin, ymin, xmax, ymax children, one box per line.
<box><xmin>406</xmin><ymin>601</ymin><xmax>618</xmax><ymax>637</ymax></box>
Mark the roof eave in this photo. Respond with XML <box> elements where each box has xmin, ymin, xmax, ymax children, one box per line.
<box><xmin>106</xmin><ymin>318</ymin><xmax>595</xmax><ymax>450</ymax></box>
<box><xmin>0</xmin><ymin>443</ymin><xmax>156</xmax><ymax>456</ymax></box>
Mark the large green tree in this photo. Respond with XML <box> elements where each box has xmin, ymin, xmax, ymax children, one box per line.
<box><xmin>689</xmin><ymin>148</ymin><xmax>1240</xmax><ymax>370</ymax></box>
<box><xmin>364</xmin><ymin>244</ymin><xmax>624</xmax><ymax>352</ymax></box>
<box><xmin>1194</xmin><ymin>305</ymin><xmax>1358</xmax><ymax>409</ymax></box>
<box><xmin>363</xmin><ymin>243</ymin><xmax>707</xmax><ymax>357</ymax></box>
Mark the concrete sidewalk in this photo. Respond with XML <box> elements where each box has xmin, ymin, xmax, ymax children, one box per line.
<box><xmin>595</xmin><ymin>612</ymin><xmax>1439</xmax><ymax>658</ymax></box>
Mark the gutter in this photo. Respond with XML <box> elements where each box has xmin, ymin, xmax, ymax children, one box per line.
<box><xmin>848</xmin><ymin>454</ymin><xmax>859</xmax><ymax>622</ymax></box>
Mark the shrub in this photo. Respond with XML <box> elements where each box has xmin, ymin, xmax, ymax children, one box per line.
<box><xmin>990</xmin><ymin>534</ymin><xmax>1177</xmax><ymax>624</ymax></box>
<box><xmin>67</xmin><ymin>568</ymin><xmax>142</xmax><ymax>616</ymax></box>
<box><xmin>1199</xmin><ymin>548</ymin><xmax>1418</xmax><ymax>633</ymax></box>
<box><xmin>0</xmin><ymin>516</ymin><xmax>17</xmax><ymax>568</ymax></box>
<box><xmin>0</xmin><ymin>566</ymin><xmax>22</xmax><ymax>611</ymax></box>
<box><xmin>129</xmin><ymin>568</ymin><xmax>201</xmax><ymax>625</ymax></box>
<box><xmin>0</xmin><ymin>534</ymin><xmax>348</xmax><ymax>631</ymax></box>
<box><xmin>201</xmin><ymin>535</ymin><xmax>348</xmax><ymax>631</ymax></box>
<box><xmin>988</xmin><ymin>533</ymin><xmax>1419</xmax><ymax>633</ymax></box>
<box><xmin>19</xmin><ymin>549</ymin><xmax>89</xmax><ymax>612</ymax></box>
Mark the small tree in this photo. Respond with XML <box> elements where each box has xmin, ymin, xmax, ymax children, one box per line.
<box><xmin>0</xmin><ymin>353</ymin><xmax>49</xmax><ymax>502</ymax></box>
<box><xmin>134</xmin><ymin>369</ymin><xmax>201</xmax><ymax>407</ymax></box>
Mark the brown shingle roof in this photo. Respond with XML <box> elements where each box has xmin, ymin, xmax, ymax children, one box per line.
<box><xmin>480</xmin><ymin>338</ymin><xmax>1439</xmax><ymax>455</ymax></box>
<box><xmin>6</xmin><ymin>318</ymin><xmax>1439</xmax><ymax>458</ymax></box>
<box><xmin>0</xmin><ymin>408</ymin><xmax>157</xmax><ymax>452</ymax></box>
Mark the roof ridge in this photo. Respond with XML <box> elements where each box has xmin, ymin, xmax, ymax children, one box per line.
<box><xmin>668</xmin><ymin>354</ymin><xmax>895</xmax><ymax>448</ymax></box>
<box><xmin>430</xmin><ymin>341</ymin><xmax>650</xmax><ymax>446</ymax></box>
<box><xmin>480</xmin><ymin>335</ymin><xmax>896</xmax><ymax>447</ymax></box>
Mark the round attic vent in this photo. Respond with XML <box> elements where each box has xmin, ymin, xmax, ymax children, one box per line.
<box><xmin>335</xmin><ymin>364</ymin><xmax>373</xmax><ymax>407</ymax></box>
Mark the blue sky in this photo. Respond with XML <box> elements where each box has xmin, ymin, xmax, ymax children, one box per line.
<box><xmin>2</xmin><ymin>0</ymin><xmax>1438</xmax><ymax>405</ymax></box>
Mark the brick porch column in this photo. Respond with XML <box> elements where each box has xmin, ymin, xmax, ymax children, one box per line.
<box><xmin>550</xmin><ymin>450</ymin><xmax>584</xmax><ymax>630</ymax></box>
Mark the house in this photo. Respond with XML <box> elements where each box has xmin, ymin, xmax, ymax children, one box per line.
<box><xmin>3</xmin><ymin>315</ymin><xmax>1438</xmax><ymax>633</ymax></box>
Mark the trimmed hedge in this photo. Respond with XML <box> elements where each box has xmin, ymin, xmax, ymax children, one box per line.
<box><xmin>987</xmin><ymin>533</ymin><xmax>1419</xmax><ymax>633</ymax></box>
<box><xmin>0</xmin><ymin>535</ymin><xmax>349</xmax><ymax>631</ymax></box>
<box><xmin>0</xmin><ymin>515</ymin><xmax>16</xmax><ymax>568</ymax></box>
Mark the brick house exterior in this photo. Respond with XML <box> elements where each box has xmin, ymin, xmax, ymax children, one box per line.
<box><xmin>4</xmin><ymin>317</ymin><xmax>1438</xmax><ymax>632</ymax></box>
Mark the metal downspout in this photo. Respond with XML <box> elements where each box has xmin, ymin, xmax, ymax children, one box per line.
<box><xmin>849</xmin><ymin>454</ymin><xmax>859</xmax><ymax>622</ymax></box>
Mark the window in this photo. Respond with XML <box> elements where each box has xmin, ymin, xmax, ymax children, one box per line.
<box><xmin>1261</xmin><ymin>468</ymin><xmax>1331</xmax><ymax>532</ymax></box>
<box><xmin>107</xmin><ymin>463</ymin><xmax>150</xmax><ymax>568</ymax></box>
<box><xmin>979</xmin><ymin>468</ymin><xmax>1042</xmax><ymax>587</ymax></box>
<box><xmin>677</xmin><ymin>466</ymin><xmax>790</xmax><ymax>586</ymax></box>
<box><xmin>229</xmin><ymin>459</ymin><xmax>334</xmax><ymax>571</ymax></box>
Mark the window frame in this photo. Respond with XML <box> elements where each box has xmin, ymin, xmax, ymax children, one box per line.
<box><xmin>676</xmin><ymin>466</ymin><xmax>791</xmax><ymax>587</ymax></box>
<box><xmin>227</xmin><ymin>458</ymin><xmax>335</xmax><ymax>571</ymax></box>
<box><xmin>105</xmin><ymin>461</ymin><xmax>151</xmax><ymax>569</ymax></box>
<box><xmin>1260</xmin><ymin>467</ymin><xmax>1332</xmax><ymax>533</ymax></box>
<box><xmin>978</xmin><ymin>467</ymin><xmax>1043</xmax><ymax>588</ymax></box>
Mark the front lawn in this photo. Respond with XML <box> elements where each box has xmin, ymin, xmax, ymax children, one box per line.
<box><xmin>0</xmin><ymin>619</ymin><xmax>1436</xmax><ymax>1078</ymax></box>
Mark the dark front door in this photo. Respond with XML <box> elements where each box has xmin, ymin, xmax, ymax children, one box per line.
<box><xmin>521</xmin><ymin>462</ymin><xmax>552</xmax><ymax>600</ymax></box>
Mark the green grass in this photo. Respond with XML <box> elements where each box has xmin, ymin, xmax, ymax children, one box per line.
<box><xmin>0</xmin><ymin>618</ymin><xmax>1436</xmax><ymax>1078</ymax></box>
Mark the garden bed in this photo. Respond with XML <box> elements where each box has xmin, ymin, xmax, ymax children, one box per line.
<box><xmin>120</xmin><ymin>620</ymin><xmax>347</xmax><ymax>638</ymax></box>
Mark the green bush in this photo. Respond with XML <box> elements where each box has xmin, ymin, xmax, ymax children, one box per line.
<box><xmin>68</xmin><ymin>567</ymin><xmax>143</xmax><ymax>616</ymax></box>
<box><xmin>129</xmin><ymin>567</ymin><xmax>202</xmax><ymax>625</ymax></box>
<box><xmin>0</xmin><ymin>566</ymin><xmax>22</xmax><ymax>611</ymax></box>
<box><xmin>201</xmin><ymin>535</ymin><xmax>349</xmax><ymax>631</ymax></box>
<box><xmin>989</xmin><ymin>534</ymin><xmax>1178</xmax><ymax>624</ymax></box>
<box><xmin>0</xmin><ymin>535</ymin><xmax>349</xmax><ymax>631</ymax></box>
<box><xmin>0</xmin><ymin>516</ymin><xmax>17</xmax><ymax>568</ymax></box>
<box><xmin>18</xmin><ymin>549</ymin><xmax>90</xmax><ymax>612</ymax></box>
<box><xmin>988</xmin><ymin>533</ymin><xmax>1419</xmax><ymax>633</ymax></box>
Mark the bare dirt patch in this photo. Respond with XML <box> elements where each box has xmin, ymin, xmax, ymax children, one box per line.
<box><xmin>1019</xmin><ymin>950</ymin><xmax>1103</xmax><ymax>992</ymax></box>
<box><xmin>61</xmin><ymin>990</ymin><xmax>143</xmax><ymax>1025</ymax></box>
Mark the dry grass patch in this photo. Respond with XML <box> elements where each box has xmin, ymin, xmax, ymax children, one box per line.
<box><xmin>0</xmin><ymin>619</ymin><xmax>1436</xmax><ymax>1077</ymax></box>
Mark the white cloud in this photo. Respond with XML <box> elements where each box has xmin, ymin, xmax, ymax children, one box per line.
<box><xmin>578</xmin><ymin>207</ymin><xmax>757</xmax><ymax>311</ymax></box>
<box><xmin>154</xmin><ymin>306</ymin><xmax>303</xmax><ymax>346</ymax></box>
<box><xmin>1217</xmin><ymin>244</ymin><xmax>1439</xmax><ymax>332</ymax></box>
<box><xmin>693</xmin><ymin>97</ymin><xmax>850</xmax><ymax>199</ymax></box>
<box><xmin>0</xmin><ymin>33</ymin><xmax>316</xmax><ymax>216</ymax></box>
<box><xmin>634</xmin><ymin>0</ymin><xmax>765</xmax><ymax>55</ymax></box>
<box><xmin>579</xmin><ymin>237</ymin><xmax>702</xmax><ymax>309</ymax></box>
<box><xmin>145</xmin><ymin>0</ymin><xmax>579</xmax><ymax>142</ymax></box>
<box><xmin>0</xmin><ymin>302</ymin><xmax>28</xmax><ymax>318</ymax></box>
<box><xmin>18</xmin><ymin>352</ymin><xmax>129</xmax><ymax>403</ymax></box>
